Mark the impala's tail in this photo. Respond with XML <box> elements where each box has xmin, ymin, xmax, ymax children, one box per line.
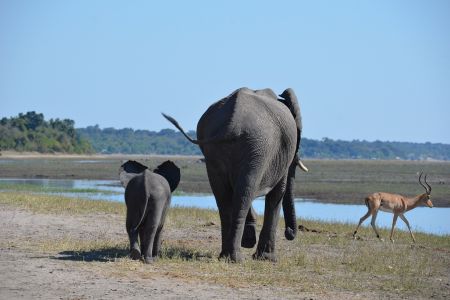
<box><xmin>364</xmin><ymin>197</ymin><xmax>370</xmax><ymax>208</ymax></box>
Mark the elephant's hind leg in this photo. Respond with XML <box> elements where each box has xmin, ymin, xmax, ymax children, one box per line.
<box><xmin>129</xmin><ymin>233</ymin><xmax>141</xmax><ymax>260</ymax></box>
<box><xmin>205</xmin><ymin>163</ymin><xmax>234</xmax><ymax>260</ymax></box>
<box><xmin>126</xmin><ymin>210</ymin><xmax>141</xmax><ymax>260</ymax></box>
<box><xmin>139</xmin><ymin>224</ymin><xmax>158</xmax><ymax>264</ymax></box>
<box><xmin>253</xmin><ymin>177</ymin><xmax>287</xmax><ymax>262</ymax></box>
<box><xmin>139</xmin><ymin>204</ymin><xmax>163</xmax><ymax>264</ymax></box>
<box><xmin>152</xmin><ymin>222</ymin><xmax>166</xmax><ymax>258</ymax></box>
<box><xmin>224</xmin><ymin>172</ymin><xmax>259</xmax><ymax>262</ymax></box>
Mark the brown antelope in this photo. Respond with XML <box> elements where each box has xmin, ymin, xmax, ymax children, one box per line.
<box><xmin>353</xmin><ymin>172</ymin><xmax>433</xmax><ymax>243</ymax></box>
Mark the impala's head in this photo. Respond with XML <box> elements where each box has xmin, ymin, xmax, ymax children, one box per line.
<box><xmin>418</xmin><ymin>172</ymin><xmax>433</xmax><ymax>208</ymax></box>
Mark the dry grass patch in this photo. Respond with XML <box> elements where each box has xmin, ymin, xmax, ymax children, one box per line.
<box><xmin>2</xmin><ymin>191</ymin><xmax>449</xmax><ymax>298</ymax></box>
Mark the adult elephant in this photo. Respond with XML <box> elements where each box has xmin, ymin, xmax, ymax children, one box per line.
<box><xmin>163</xmin><ymin>87</ymin><xmax>307</xmax><ymax>262</ymax></box>
<box><xmin>119</xmin><ymin>160</ymin><xmax>180</xmax><ymax>263</ymax></box>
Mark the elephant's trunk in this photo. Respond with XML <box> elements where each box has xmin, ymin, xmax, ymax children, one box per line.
<box><xmin>283</xmin><ymin>162</ymin><xmax>297</xmax><ymax>240</ymax></box>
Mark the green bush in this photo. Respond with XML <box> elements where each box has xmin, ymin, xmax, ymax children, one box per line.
<box><xmin>0</xmin><ymin>111</ymin><xmax>93</xmax><ymax>154</ymax></box>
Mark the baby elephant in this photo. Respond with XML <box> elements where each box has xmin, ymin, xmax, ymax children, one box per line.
<box><xmin>119</xmin><ymin>160</ymin><xmax>180</xmax><ymax>263</ymax></box>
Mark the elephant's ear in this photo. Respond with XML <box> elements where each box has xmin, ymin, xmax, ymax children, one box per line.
<box><xmin>279</xmin><ymin>88</ymin><xmax>302</xmax><ymax>154</ymax></box>
<box><xmin>119</xmin><ymin>160</ymin><xmax>148</xmax><ymax>188</ymax></box>
<box><xmin>153</xmin><ymin>160</ymin><xmax>181</xmax><ymax>192</ymax></box>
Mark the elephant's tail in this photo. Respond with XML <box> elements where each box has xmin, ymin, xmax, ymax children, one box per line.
<box><xmin>162</xmin><ymin>113</ymin><xmax>233</xmax><ymax>145</ymax></box>
<box><xmin>131</xmin><ymin>194</ymin><xmax>150</xmax><ymax>234</ymax></box>
<box><xmin>162</xmin><ymin>113</ymin><xmax>200</xmax><ymax>145</ymax></box>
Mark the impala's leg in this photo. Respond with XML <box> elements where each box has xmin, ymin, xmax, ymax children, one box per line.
<box><xmin>353</xmin><ymin>209</ymin><xmax>371</xmax><ymax>237</ymax></box>
<box><xmin>399</xmin><ymin>214</ymin><xmax>416</xmax><ymax>243</ymax></box>
<box><xmin>390</xmin><ymin>214</ymin><xmax>398</xmax><ymax>243</ymax></box>
<box><xmin>370</xmin><ymin>211</ymin><xmax>381</xmax><ymax>239</ymax></box>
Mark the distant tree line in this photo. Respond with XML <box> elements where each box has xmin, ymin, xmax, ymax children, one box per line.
<box><xmin>302</xmin><ymin>138</ymin><xmax>450</xmax><ymax>160</ymax></box>
<box><xmin>78</xmin><ymin>126</ymin><xmax>450</xmax><ymax>160</ymax></box>
<box><xmin>1</xmin><ymin>112</ymin><xmax>449</xmax><ymax>160</ymax></box>
<box><xmin>0</xmin><ymin>112</ymin><xmax>93</xmax><ymax>153</ymax></box>
<box><xmin>77</xmin><ymin>125</ymin><xmax>200</xmax><ymax>155</ymax></box>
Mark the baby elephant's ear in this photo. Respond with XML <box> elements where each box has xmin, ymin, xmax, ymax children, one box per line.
<box><xmin>119</xmin><ymin>160</ymin><xmax>148</xmax><ymax>187</ymax></box>
<box><xmin>154</xmin><ymin>160</ymin><xmax>181</xmax><ymax>192</ymax></box>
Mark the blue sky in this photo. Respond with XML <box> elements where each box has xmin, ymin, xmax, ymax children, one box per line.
<box><xmin>1</xmin><ymin>0</ymin><xmax>449</xmax><ymax>143</ymax></box>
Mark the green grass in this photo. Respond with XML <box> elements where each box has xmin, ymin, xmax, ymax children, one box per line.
<box><xmin>1</xmin><ymin>191</ymin><xmax>449</xmax><ymax>298</ymax></box>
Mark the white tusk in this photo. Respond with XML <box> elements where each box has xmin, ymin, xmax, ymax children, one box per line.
<box><xmin>297</xmin><ymin>160</ymin><xmax>309</xmax><ymax>172</ymax></box>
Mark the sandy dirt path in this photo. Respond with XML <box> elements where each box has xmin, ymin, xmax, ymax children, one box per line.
<box><xmin>1</xmin><ymin>205</ymin><xmax>334</xmax><ymax>300</ymax></box>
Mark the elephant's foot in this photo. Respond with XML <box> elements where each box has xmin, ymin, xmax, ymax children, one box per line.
<box><xmin>253</xmin><ymin>241</ymin><xmax>277</xmax><ymax>262</ymax></box>
<box><xmin>143</xmin><ymin>256</ymin><xmax>155</xmax><ymax>264</ymax></box>
<box><xmin>252</xmin><ymin>251</ymin><xmax>277</xmax><ymax>262</ymax></box>
<box><xmin>129</xmin><ymin>248</ymin><xmax>141</xmax><ymax>260</ymax></box>
<box><xmin>219</xmin><ymin>250</ymin><xmax>243</xmax><ymax>263</ymax></box>
<box><xmin>241</xmin><ymin>224</ymin><xmax>257</xmax><ymax>248</ymax></box>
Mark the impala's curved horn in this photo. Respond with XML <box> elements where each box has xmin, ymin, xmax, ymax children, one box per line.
<box><xmin>424</xmin><ymin>174</ymin><xmax>432</xmax><ymax>194</ymax></box>
<box><xmin>418</xmin><ymin>172</ymin><xmax>430</xmax><ymax>194</ymax></box>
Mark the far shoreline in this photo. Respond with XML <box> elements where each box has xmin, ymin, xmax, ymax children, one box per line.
<box><xmin>1</xmin><ymin>150</ymin><xmax>449</xmax><ymax>162</ymax></box>
<box><xmin>1</xmin><ymin>152</ymin><xmax>449</xmax><ymax>207</ymax></box>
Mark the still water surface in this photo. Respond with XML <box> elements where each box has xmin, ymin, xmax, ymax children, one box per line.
<box><xmin>1</xmin><ymin>178</ymin><xmax>448</xmax><ymax>235</ymax></box>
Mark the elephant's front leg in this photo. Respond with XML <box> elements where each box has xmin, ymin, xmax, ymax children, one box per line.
<box><xmin>253</xmin><ymin>178</ymin><xmax>286</xmax><ymax>262</ymax></box>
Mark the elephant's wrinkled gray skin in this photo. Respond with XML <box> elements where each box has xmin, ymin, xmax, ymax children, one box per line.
<box><xmin>119</xmin><ymin>160</ymin><xmax>180</xmax><ymax>264</ymax></box>
<box><xmin>163</xmin><ymin>87</ymin><xmax>307</xmax><ymax>262</ymax></box>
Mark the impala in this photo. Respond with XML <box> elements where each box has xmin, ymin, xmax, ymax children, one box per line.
<box><xmin>353</xmin><ymin>172</ymin><xmax>433</xmax><ymax>243</ymax></box>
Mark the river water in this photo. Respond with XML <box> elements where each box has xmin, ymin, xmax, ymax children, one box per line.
<box><xmin>1</xmin><ymin>178</ymin><xmax>448</xmax><ymax>236</ymax></box>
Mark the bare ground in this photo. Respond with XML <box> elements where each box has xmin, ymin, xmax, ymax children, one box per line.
<box><xmin>0</xmin><ymin>204</ymin><xmax>353</xmax><ymax>300</ymax></box>
<box><xmin>0</xmin><ymin>204</ymin><xmax>400</xmax><ymax>300</ymax></box>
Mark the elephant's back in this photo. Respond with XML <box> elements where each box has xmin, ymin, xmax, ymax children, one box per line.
<box><xmin>197</xmin><ymin>87</ymin><xmax>293</xmax><ymax>140</ymax></box>
<box><xmin>197</xmin><ymin>88</ymin><xmax>297</xmax><ymax>187</ymax></box>
<box><xmin>125</xmin><ymin>170</ymin><xmax>171</xmax><ymax>205</ymax></box>
<box><xmin>143</xmin><ymin>171</ymin><xmax>171</xmax><ymax>198</ymax></box>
